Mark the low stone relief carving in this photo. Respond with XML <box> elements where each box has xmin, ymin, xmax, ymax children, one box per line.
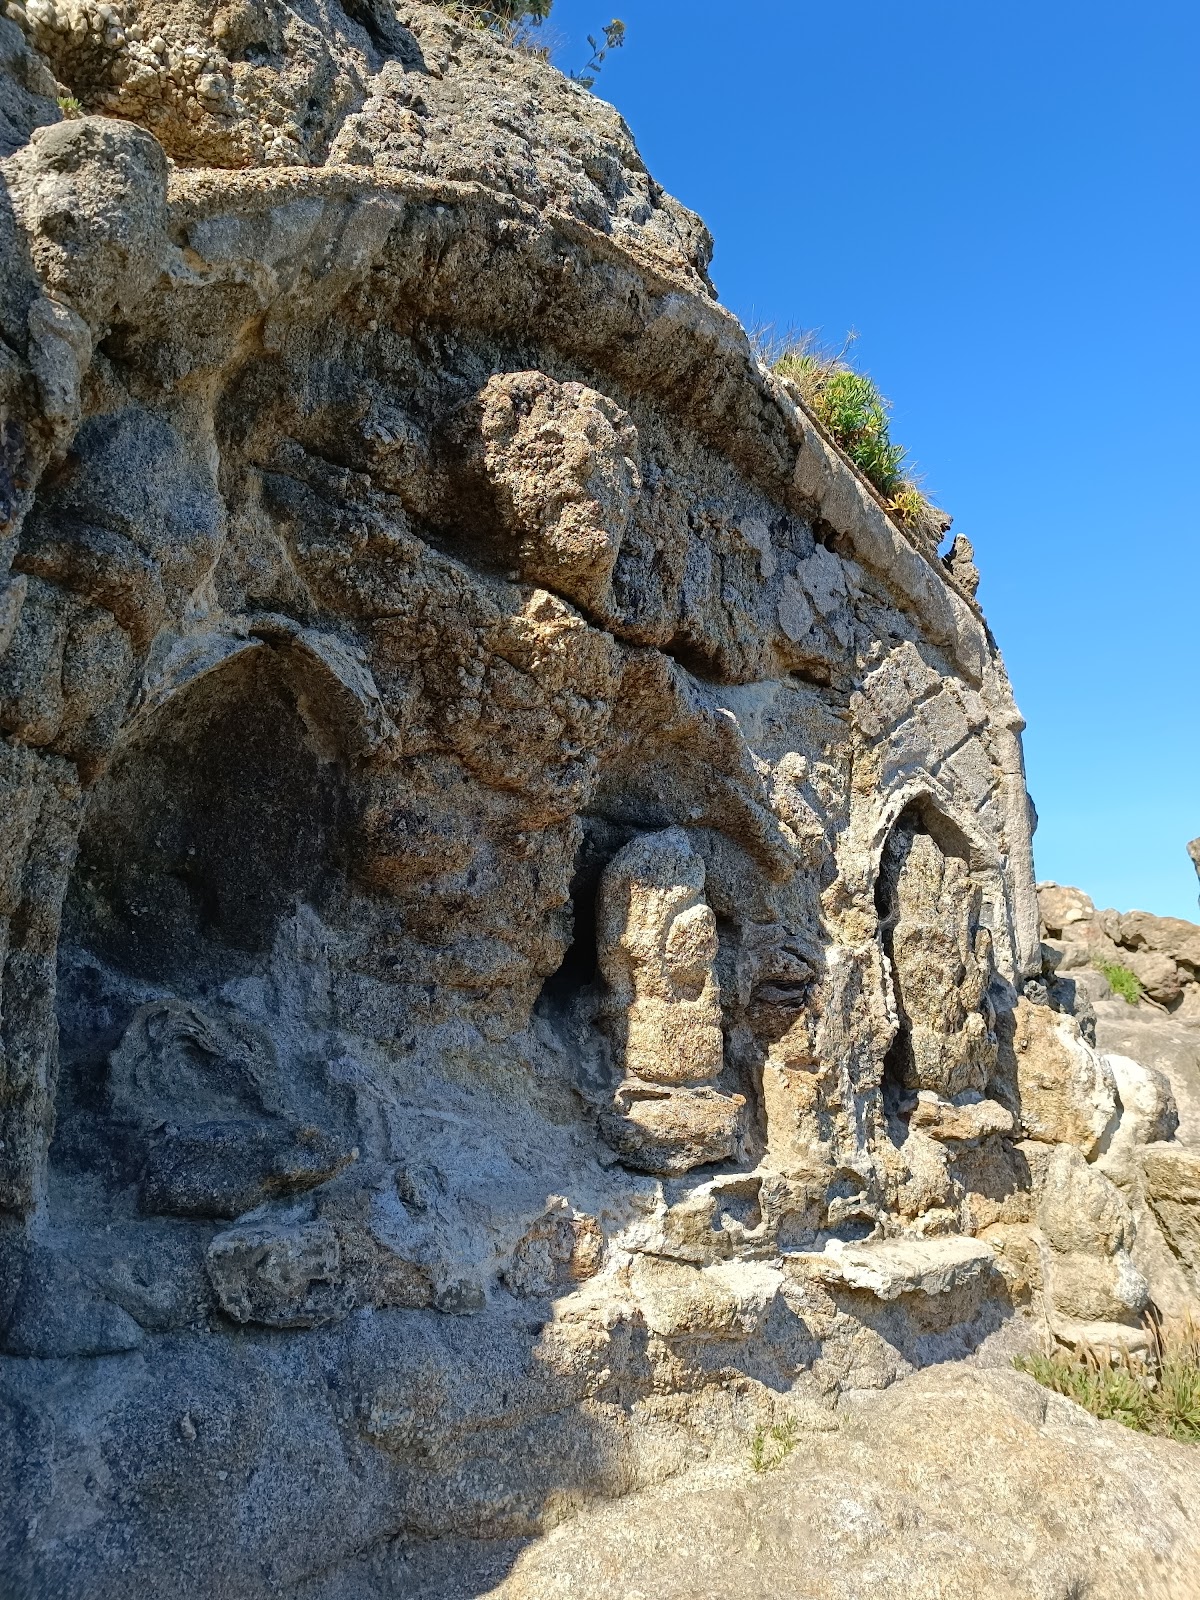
<box><xmin>595</xmin><ymin>827</ymin><xmax>744</xmax><ymax>1173</ymax></box>
<box><xmin>877</xmin><ymin>816</ymin><xmax>999</xmax><ymax>1103</ymax></box>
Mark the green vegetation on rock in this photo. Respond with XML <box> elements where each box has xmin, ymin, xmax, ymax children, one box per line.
<box><xmin>439</xmin><ymin>0</ymin><xmax>553</xmax><ymax>25</ymax></box>
<box><xmin>1015</xmin><ymin>1319</ymin><xmax>1200</xmax><ymax>1443</ymax></box>
<box><xmin>769</xmin><ymin>332</ymin><xmax>946</xmax><ymax>547</ymax></box>
<box><xmin>749</xmin><ymin>1417</ymin><xmax>800</xmax><ymax>1472</ymax></box>
<box><xmin>1095</xmin><ymin>957</ymin><xmax>1145</xmax><ymax>1005</ymax></box>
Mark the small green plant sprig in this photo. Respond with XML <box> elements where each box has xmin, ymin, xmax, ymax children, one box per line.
<box><xmin>1094</xmin><ymin>957</ymin><xmax>1144</xmax><ymax>1006</ymax></box>
<box><xmin>57</xmin><ymin>94</ymin><xmax>82</xmax><ymax>118</ymax></box>
<box><xmin>1015</xmin><ymin>1315</ymin><xmax>1200</xmax><ymax>1443</ymax></box>
<box><xmin>749</xmin><ymin>1417</ymin><xmax>800</xmax><ymax>1473</ymax></box>
<box><xmin>767</xmin><ymin>331</ymin><xmax>946</xmax><ymax>548</ymax></box>
<box><xmin>570</xmin><ymin>18</ymin><xmax>625</xmax><ymax>87</ymax></box>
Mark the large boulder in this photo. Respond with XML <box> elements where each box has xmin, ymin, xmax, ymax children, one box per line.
<box><xmin>480</xmin><ymin>1365</ymin><xmax>1200</xmax><ymax>1600</ymax></box>
<box><xmin>1009</xmin><ymin>1000</ymin><xmax>1117</xmax><ymax>1157</ymax></box>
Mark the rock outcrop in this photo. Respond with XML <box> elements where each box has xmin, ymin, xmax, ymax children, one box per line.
<box><xmin>1035</xmin><ymin>875</ymin><xmax>1200</xmax><ymax>1325</ymax></box>
<box><xmin>0</xmin><ymin>6</ymin><xmax>1196</xmax><ymax>1596</ymax></box>
<box><xmin>1040</xmin><ymin>875</ymin><xmax>1200</xmax><ymax>1014</ymax></box>
<box><xmin>480</xmin><ymin>1365</ymin><xmax>1200</xmax><ymax>1600</ymax></box>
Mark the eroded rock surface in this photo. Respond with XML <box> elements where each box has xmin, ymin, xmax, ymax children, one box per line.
<box><xmin>482</xmin><ymin>1366</ymin><xmax>1200</xmax><ymax>1600</ymax></box>
<box><xmin>0</xmin><ymin>7</ymin><xmax>1196</xmax><ymax>1596</ymax></box>
<box><xmin>1040</xmin><ymin>873</ymin><xmax>1200</xmax><ymax>1015</ymax></box>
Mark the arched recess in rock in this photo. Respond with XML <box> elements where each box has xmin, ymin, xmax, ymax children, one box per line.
<box><xmin>873</xmin><ymin>796</ymin><xmax>1000</xmax><ymax>1135</ymax></box>
<box><xmin>52</xmin><ymin>637</ymin><xmax>358</xmax><ymax>1200</ymax></box>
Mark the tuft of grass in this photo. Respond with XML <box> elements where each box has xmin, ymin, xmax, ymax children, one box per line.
<box><xmin>766</xmin><ymin>331</ymin><xmax>946</xmax><ymax>547</ymax></box>
<box><xmin>885</xmin><ymin>483</ymin><xmax>931</xmax><ymax>529</ymax></box>
<box><xmin>1015</xmin><ymin>1315</ymin><xmax>1200</xmax><ymax>1443</ymax></box>
<box><xmin>1095</xmin><ymin>957</ymin><xmax>1144</xmax><ymax>1006</ymax></box>
<box><xmin>434</xmin><ymin>3</ymin><xmax>623</xmax><ymax>81</ymax></box>
<box><xmin>435</xmin><ymin>1</ymin><xmax>552</xmax><ymax>50</ymax></box>
<box><xmin>57</xmin><ymin>95</ymin><xmax>82</xmax><ymax>118</ymax></box>
<box><xmin>749</xmin><ymin>1416</ymin><xmax>800</xmax><ymax>1473</ymax></box>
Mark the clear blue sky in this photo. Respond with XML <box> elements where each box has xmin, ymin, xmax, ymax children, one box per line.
<box><xmin>547</xmin><ymin>0</ymin><xmax>1200</xmax><ymax>920</ymax></box>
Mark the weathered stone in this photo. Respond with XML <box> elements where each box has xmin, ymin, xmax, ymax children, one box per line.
<box><xmin>108</xmin><ymin>999</ymin><xmax>281</xmax><ymax>1129</ymax></box>
<box><xmin>1036</xmin><ymin>1143</ymin><xmax>1148</xmax><ymax>1333</ymax></box>
<box><xmin>877</xmin><ymin>820</ymin><xmax>997</xmax><ymax>1098</ymax></box>
<box><xmin>598</xmin><ymin>1084</ymin><xmax>743</xmax><ymax>1176</ymax></box>
<box><xmin>1121</xmin><ymin>946</ymin><xmax>1184</xmax><ymax>1006</ymax></box>
<box><xmin>1038</xmin><ymin>874</ymin><xmax>1200</xmax><ymax>1010</ymax></box>
<box><xmin>1036</xmin><ymin>881</ymin><xmax>1095</xmax><ymax>936</ymax></box>
<box><xmin>1</xmin><ymin>1240</ymin><xmax>144</xmax><ymax>1356</ymax></box>
<box><xmin>205</xmin><ymin>1219</ymin><xmax>349</xmax><ymax>1328</ymax></box>
<box><xmin>1140</xmin><ymin>1144</ymin><xmax>1200</xmax><ymax>1283</ymax></box>
<box><xmin>502</xmin><ymin>1198</ymin><xmax>604</xmax><ymax>1297</ymax></box>
<box><xmin>598</xmin><ymin>828</ymin><xmax>725</xmax><ymax>1089</ymax></box>
<box><xmin>791</xmin><ymin>1234</ymin><xmax>996</xmax><ymax>1300</ymax></box>
<box><xmin>595</xmin><ymin>828</ymin><xmax>745</xmax><ymax>1173</ymax></box>
<box><xmin>1095</xmin><ymin>1051</ymin><xmax>1179</xmax><ymax>1186</ymax></box>
<box><xmin>471</xmin><ymin>370</ymin><xmax>641</xmax><ymax>617</ymax></box>
<box><xmin>909</xmin><ymin>1091</ymin><xmax>1014</xmax><ymax>1145</ymax></box>
<box><xmin>1008</xmin><ymin>999</ymin><xmax>1118</xmax><ymax>1156</ymax></box>
<box><xmin>139</xmin><ymin>1118</ymin><xmax>355</xmax><ymax>1220</ymax></box>
<box><xmin>485</xmin><ymin>1365</ymin><xmax>1200</xmax><ymax>1600</ymax></box>
<box><xmin>1093</xmin><ymin>998</ymin><xmax>1200</xmax><ymax>1143</ymax></box>
<box><xmin>629</xmin><ymin>1256</ymin><xmax>783</xmax><ymax>1341</ymax></box>
<box><xmin>0</xmin><ymin>5</ymin><xmax>1182</xmax><ymax>1593</ymax></box>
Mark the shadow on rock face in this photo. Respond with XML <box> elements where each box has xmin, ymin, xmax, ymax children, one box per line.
<box><xmin>63</xmin><ymin>642</ymin><xmax>349</xmax><ymax>989</ymax></box>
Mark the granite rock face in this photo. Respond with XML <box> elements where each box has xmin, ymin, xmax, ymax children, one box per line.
<box><xmin>0</xmin><ymin>6</ymin><xmax>1196</xmax><ymax>1595</ymax></box>
<box><xmin>1037</xmin><ymin>875</ymin><xmax>1200</xmax><ymax>1323</ymax></box>
<box><xmin>483</xmin><ymin>1365</ymin><xmax>1200</xmax><ymax>1600</ymax></box>
<box><xmin>1040</xmin><ymin>870</ymin><xmax>1200</xmax><ymax>1014</ymax></box>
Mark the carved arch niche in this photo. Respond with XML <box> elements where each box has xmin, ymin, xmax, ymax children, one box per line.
<box><xmin>874</xmin><ymin>799</ymin><xmax>1002</xmax><ymax>1131</ymax></box>
<box><xmin>65</xmin><ymin>642</ymin><xmax>349</xmax><ymax>986</ymax></box>
<box><xmin>51</xmin><ymin>635</ymin><xmax>360</xmax><ymax>1201</ymax></box>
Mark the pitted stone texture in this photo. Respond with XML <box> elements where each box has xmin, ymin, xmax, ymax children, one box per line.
<box><xmin>1039</xmin><ymin>876</ymin><xmax>1200</xmax><ymax>1010</ymax></box>
<box><xmin>908</xmin><ymin>1092</ymin><xmax>1014</xmax><ymax>1146</ymax></box>
<box><xmin>1035</xmin><ymin>1143</ymin><xmax>1148</xmax><ymax>1335</ymax></box>
<box><xmin>139</xmin><ymin>1117</ymin><xmax>355</xmax><ymax>1220</ymax></box>
<box><xmin>878</xmin><ymin>820</ymin><xmax>996</xmax><ymax>1097</ymax></box>
<box><xmin>1140</xmin><ymin>1144</ymin><xmax>1200</xmax><ymax>1291</ymax></box>
<box><xmin>473</xmin><ymin>370</ymin><xmax>641</xmax><ymax>617</ymax></box>
<box><xmin>792</xmin><ymin>1234</ymin><xmax>996</xmax><ymax>1301</ymax></box>
<box><xmin>598</xmin><ymin>1084</ymin><xmax>743</xmax><ymax>1176</ymax></box>
<box><xmin>486</xmin><ymin>1366</ymin><xmax>1200</xmax><ymax>1600</ymax></box>
<box><xmin>1010</xmin><ymin>999</ymin><xmax>1118</xmax><ymax>1157</ymax></box>
<box><xmin>1095</xmin><ymin>1051</ymin><xmax>1179</xmax><ymax>1187</ymax></box>
<box><xmin>0</xmin><ymin>9</ymin><xmax>1091</xmax><ymax>1594</ymax></box>
<box><xmin>206</xmin><ymin>1218</ymin><xmax>349</xmax><ymax>1328</ymax></box>
<box><xmin>599</xmin><ymin>828</ymin><xmax>724</xmax><ymax>1088</ymax></box>
<box><xmin>597</xmin><ymin>828</ymin><xmax>742</xmax><ymax>1174</ymax></box>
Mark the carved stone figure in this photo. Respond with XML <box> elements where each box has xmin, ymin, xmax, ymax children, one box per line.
<box><xmin>878</xmin><ymin>818</ymin><xmax>997</xmax><ymax>1100</ymax></box>
<box><xmin>595</xmin><ymin>828</ymin><xmax>742</xmax><ymax>1172</ymax></box>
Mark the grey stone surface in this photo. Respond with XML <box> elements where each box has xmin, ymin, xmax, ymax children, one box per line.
<box><xmin>0</xmin><ymin>6</ymin><xmax>1194</xmax><ymax>1595</ymax></box>
<box><xmin>484</xmin><ymin>1365</ymin><xmax>1200</xmax><ymax>1600</ymax></box>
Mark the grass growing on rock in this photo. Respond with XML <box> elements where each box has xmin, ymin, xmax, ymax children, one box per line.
<box><xmin>1095</xmin><ymin>958</ymin><xmax>1145</xmax><ymax>1005</ymax></box>
<box><xmin>1015</xmin><ymin>1318</ymin><xmax>1200</xmax><ymax>1443</ymax></box>
<box><xmin>766</xmin><ymin>331</ymin><xmax>947</xmax><ymax>548</ymax></box>
<box><xmin>434</xmin><ymin>1</ymin><xmax>624</xmax><ymax>85</ymax></box>
<box><xmin>749</xmin><ymin>1417</ymin><xmax>800</xmax><ymax>1472</ymax></box>
<box><xmin>435</xmin><ymin>1</ymin><xmax>554</xmax><ymax>52</ymax></box>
